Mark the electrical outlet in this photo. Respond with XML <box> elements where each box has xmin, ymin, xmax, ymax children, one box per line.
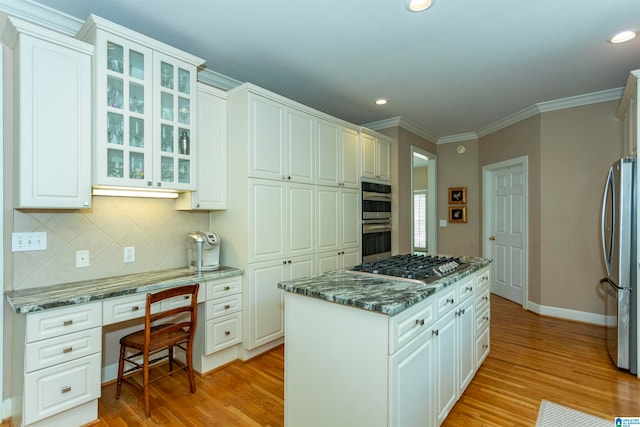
<box><xmin>12</xmin><ymin>232</ymin><xmax>47</xmax><ymax>252</ymax></box>
<box><xmin>76</xmin><ymin>250</ymin><xmax>90</xmax><ymax>268</ymax></box>
<box><xmin>124</xmin><ymin>246</ymin><xmax>135</xmax><ymax>263</ymax></box>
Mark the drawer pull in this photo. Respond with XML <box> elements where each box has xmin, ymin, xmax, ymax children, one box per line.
<box><xmin>482</xmin><ymin>296</ymin><xmax>489</xmax><ymax>302</ymax></box>
<box><xmin>483</xmin><ymin>344</ymin><xmax>489</xmax><ymax>349</ymax></box>
<box><xmin>63</xmin><ymin>320</ymin><xmax>73</xmax><ymax>326</ymax></box>
<box><xmin>465</xmin><ymin>286</ymin><xmax>473</xmax><ymax>292</ymax></box>
<box><xmin>415</xmin><ymin>319</ymin><xmax>425</xmax><ymax>326</ymax></box>
<box><xmin>224</xmin><ymin>304</ymin><xmax>231</xmax><ymax>309</ymax></box>
<box><xmin>483</xmin><ymin>316</ymin><xmax>490</xmax><ymax>321</ymax></box>
<box><xmin>61</xmin><ymin>386</ymin><xmax>72</xmax><ymax>394</ymax></box>
<box><xmin>131</xmin><ymin>306</ymin><xmax>140</xmax><ymax>311</ymax></box>
<box><xmin>62</xmin><ymin>347</ymin><xmax>73</xmax><ymax>354</ymax></box>
<box><xmin>224</xmin><ymin>286</ymin><xmax>231</xmax><ymax>291</ymax></box>
<box><xmin>224</xmin><ymin>331</ymin><xmax>231</xmax><ymax>336</ymax></box>
<box><xmin>432</xmin><ymin>329</ymin><xmax>439</xmax><ymax>336</ymax></box>
<box><xmin>446</xmin><ymin>298</ymin><xmax>454</xmax><ymax>305</ymax></box>
<box><xmin>184</xmin><ymin>296</ymin><xmax>189</xmax><ymax>300</ymax></box>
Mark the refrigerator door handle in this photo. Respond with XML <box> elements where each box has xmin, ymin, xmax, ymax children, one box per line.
<box><xmin>601</xmin><ymin>167</ymin><xmax>614</xmax><ymax>276</ymax></box>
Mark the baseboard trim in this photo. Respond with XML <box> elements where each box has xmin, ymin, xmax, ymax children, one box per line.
<box><xmin>2</xmin><ymin>397</ymin><xmax>11</xmax><ymax>422</ymax></box>
<box><xmin>527</xmin><ymin>301</ymin><xmax>606</xmax><ymax>326</ymax></box>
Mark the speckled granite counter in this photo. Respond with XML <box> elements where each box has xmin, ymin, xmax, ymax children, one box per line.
<box><xmin>6</xmin><ymin>266</ymin><xmax>243</xmax><ymax>314</ymax></box>
<box><xmin>278</xmin><ymin>256</ymin><xmax>491</xmax><ymax>316</ymax></box>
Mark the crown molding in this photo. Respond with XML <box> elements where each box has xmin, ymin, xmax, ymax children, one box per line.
<box><xmin>197</xmin><ymin>68</ymin><xmax>242</xmax><ymax>91</ymax></box>
<box><xmin>364</xmin><ymin>116</ymin><xmax>438</xmax><ymax>143</ymax></box>
<box><xmin>0</xmin><ymin>0</ymin><xmax>82</xmax><ymax>36</ymax></box>
<box><xmin>437</xmin><ymin>133</ymin><xmax>478</xmax><ymax>144</ymax></box>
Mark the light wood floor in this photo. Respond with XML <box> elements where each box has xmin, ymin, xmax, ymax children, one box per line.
<box><xmin>5</xmin><ymin>295</ymin><xmax>640</xmax><ymax>426</ymax></box>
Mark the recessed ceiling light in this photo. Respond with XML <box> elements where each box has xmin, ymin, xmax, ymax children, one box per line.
<box><xmin>375</xmin><ymin>98</ymin><xmax>388</xmax><ymax>105</ymax></box>
<box><xmin>610</xmin><ymin>30</ymin><xmax>636</xmax><ymax>44</ymax></box>
<box><xmin>407</xmin><ymin>0</ymin><xmax>434</xmax><ymax>12</ymax></box>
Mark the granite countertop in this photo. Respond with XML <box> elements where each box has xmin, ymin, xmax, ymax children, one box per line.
<box><xmin>5</xmin><ymin>266</ymin><xmax>244</xmax><ymax>314</ymax></box>
<box><xmin>278</xmin><ymin>256</ymin><xmax>491</xmax><ymax>316</ymax></box>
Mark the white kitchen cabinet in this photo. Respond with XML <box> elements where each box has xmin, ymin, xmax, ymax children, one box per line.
<box><xmin>456</xmin><ymin>295</ymin><xmax>475</xmax><ymax>396</ymax></box>
<box><xmin>175</xmin><ymin>83</ymin><xmax>227</xmax><ymax>210</ymax></box>
<box><xmin>14</xmin><ymin>302</ymin><xmax>103</xmax><ymax>426</ymax></box>
<box><xmin>249</xmin><ymin>179</ymin><xmax>315</xmax><ymax>263</ymax></box>
<box><xmin>475</xmin><ymin>267</ymin><xmax>491</xmax><ymax>368</ymax></box>
<box><xmin>617</xmin><ymin>70</ymin><xmax>639</xmax><ymax>157</ymax></box>
<box><xmin>316</xmin><ymin>119</ymin><xmax>360</xmax><ymax>188</ymax></box>
<box><xmin>434</xmin><ymin>309</ymin><xmax>457</xmax><ymax>426</ymax></box>
<box><xmin>77</xmin><ymin>15</ymin><xmax>203</xmax><ymax>191</ymax></box>
<box><xmin>245</xmin><ymin>93</ymin><xmax>315</xmax><ymax>183</ymax></box>
<box><xmin>361</xmin><ymin>129</ymin><xmax>391</xmax><ymax>182</ymax></box>
<box><xmin>247</xmin><ymin>256</ymin><xmax>314</xmax><ymax>350</ymax></box>
<box><xmin>315</xmin><ymin>185</ymin><xmax>361</xmax><ymax>268</ymax></box>
<box><xmin>2</xmin><ymin>17</ymin><xmax>93</xmax><ymax>209</ymax></box>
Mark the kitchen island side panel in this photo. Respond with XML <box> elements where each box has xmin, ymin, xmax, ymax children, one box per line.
<box><xmin>284</xmin><ymin>292</ymin><xmax>389</xmax><ymax>427</ymax></box>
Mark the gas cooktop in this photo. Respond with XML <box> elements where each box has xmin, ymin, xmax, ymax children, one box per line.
<box><xmin>347</xmin><ymin>254</ymin><xmax>467</xmax><ymax>285</ymax></box>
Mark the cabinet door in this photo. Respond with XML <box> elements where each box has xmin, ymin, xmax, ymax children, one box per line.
<box><xmin>153</xmin><ymin>51</ymin><xmax>197</xmax><ymax>190</ymax></box>
<box><xmin>250</xmin><ymin>179</ymin><xmax>286</xmax><ymax>263</ymax></box>
<box><xmin>341</xmin><ymin>187</ymin><xmax>361</xmax><ymax>249</ymax></box>
<box><xmin>247</xmin><ymin>260</ymin><xmax>285</xmax><ymax>349</ymax></box>
<box><xmin>389</xmin><ymin>332</ymin><xmax>434</xmax><ymax>427</ymax></box>
<box><xmin>287</xmin><ymin>108</ymin><xmax>315</xmax><ymax>184</ymax></box>
<box><xmin>287</xmin><ymin>183</ymin><xmax>315</xmax><ymax>257</ymax></box>
<box><xmin>12</xmin><ymin>28</ymin><xmax>92</xmax><ymax>209</ymax></box>
<box><xmin>457</xmin><ymin>297</ymin><xmax>475</xmax><ymax>395</ymax></box>
<box><xmin>316</xmin><ymin>251</ymin><xmax>340</xmax><ymax>274</ymax></box>
<box><xmin>361</xmin><ymin>134</ymin><xmax>377</xmax><ymax>180</ymax></box>
<box><xmin>434</xmin><ymin>310</ymin><xmax>457</xmax><ymax>425</ymax></box>
<box><xmin>94</xmin><ymin>31</ymin><xmax>154</xmax><ymax>189</ymax></box>
<box><xmin>340</xmin><ymin>127</ymin><xmax>360</xmax><ymax>188</ymax></box>
<box><xmin>377</xmin><ymin>138</ymin><xmax>391</xmax><ymax>181</ymax></box>
<box><xmin>341</xmin><ymin>247</ymin><xmax>361</xmax><ymax>270</ymax></box>
<box><xmin>249</xmin><ymin>94</ymin><xmax>286</xmax><ymax>180</ymax></box>
<box><xmin>316</xmin><ymin>186</ymin><xmax>340</xmax><ymax>253</ymax></box>
<box><xmin>175</xmin><ymin>83</ymin><xmax>227</xmax><ymax>210</ymax></box>
<box><xmin>316</xmin><ymin>119</ymin><xmax>340</xmax><ymax>186</ymax></box>
<box><xmin>287</xmin><ymin>255</ymin><xmax>315</xmax><ymax>280</ymax></box>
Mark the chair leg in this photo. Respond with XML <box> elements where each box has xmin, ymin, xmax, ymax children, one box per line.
<box><xmin>143</xmin><ymin>349</ymin><xmax>150</xmax><ymax>418</ymax></box>
<box><xmin>168</xmin><ymin>345</ymin><xmax>174</xmax><ymax>374</ymax></box>
<box><xmin>116</xmin><ymin>345</ymin><xmax>125</xmax><ymax>399</ymax></box>
<box><xmin>187</xmin><ymin>341</ymin><xmax>196</xmax><ymax>393</ymax></box>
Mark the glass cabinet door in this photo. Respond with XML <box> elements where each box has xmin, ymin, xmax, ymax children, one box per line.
<box><xmin>98</xmin><ymin>33</ymin><xmax>153</xmax><ymax>188</ymax></box>
<box><xmin>154</xmin><ymin>52</ymin><xmax>197</xmax><ymax>190</ymax></box>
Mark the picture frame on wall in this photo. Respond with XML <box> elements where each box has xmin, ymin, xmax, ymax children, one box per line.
<box><xmin>448</xmin><ymin>187</ymin><xmax>467</xmax><ymax>204</ymax></box>
<box><xmin>448</xmin><ymin>206</ymin><xmax>467</xmax><ymax>223</ymax></box>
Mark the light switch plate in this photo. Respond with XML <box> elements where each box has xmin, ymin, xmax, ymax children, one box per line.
<box><xmin>76</xmin><ymin>250</ymin><xmax>90</xmax><ymax>268</ymax></box>
<box><xmin>439</xmin><ymin>219</ymin><xmax>448</xmax><ymax>227</ymax></box>
<box><xmin>12</xmin><ymin>232</ymin><xmax>47</xmax><ymax>251</ymax></box>
<box><xmin>124</xmin><ymin>246</ymin><xmax>135</xmax><ymax>263</ymax></box>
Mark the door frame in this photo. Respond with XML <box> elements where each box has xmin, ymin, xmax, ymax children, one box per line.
<box><xmin>482</xmin><ymin>155</ymin><xmax>529</xmax><ymax>309</ymax></box>
<box><xmin>410</xmin><ymin>146</ymin><xmax>437</xmax><ymax>255</ymax></box>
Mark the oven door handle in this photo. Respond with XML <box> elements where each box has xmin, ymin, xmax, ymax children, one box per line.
<box><xmin>363</xmin><ymin>224</ymin><xmax>392</xmax><ymax>233</ymax></box>
<box><xmin>362</xmin><ymin>192</ymin><xmax>391</xmax><ymax>202</ymax></box>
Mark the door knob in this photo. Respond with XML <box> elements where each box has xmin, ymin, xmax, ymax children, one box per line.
<box><xmin>489</xmin><ymin>236</ymin><xmax>496</xmax><ymax>241</ymax></box>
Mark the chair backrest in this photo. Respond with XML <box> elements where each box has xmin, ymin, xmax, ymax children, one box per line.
<box><xmin>144</xmin><ymin>283</ymin><xmax>199</xmax><ymax>346</ymax></box>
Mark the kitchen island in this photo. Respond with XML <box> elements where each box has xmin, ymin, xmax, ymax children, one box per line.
<box><xmin>278</xmin><ymin>256</ymin><xmax>491</xmax><ymax>427</ymax></box>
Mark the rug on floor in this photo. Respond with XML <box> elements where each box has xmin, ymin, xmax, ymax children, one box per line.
<box><xmin>536</xmin><ymin>400</ymin><xmax>614</xmax><ymax>427</ymax></box>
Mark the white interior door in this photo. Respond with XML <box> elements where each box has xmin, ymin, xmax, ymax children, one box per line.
<box><xmin>483</xmin><ymin>156</ymin><xmax>528</xmax><ymax>306</ymax></box>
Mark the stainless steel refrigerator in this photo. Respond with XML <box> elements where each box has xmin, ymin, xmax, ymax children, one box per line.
<box><xmin>600</xmin><ymin>157</ymin><xmax>637</xmax><ymax>374</ymax></box>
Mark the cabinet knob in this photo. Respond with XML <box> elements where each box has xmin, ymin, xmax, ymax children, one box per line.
<box><xmin>131</xmin><ymin>306</ymin><xmax>140</xmax><ymax>311</ymax></box>
<box><xmin>288</xmin><ymin>260</ymin><xmax>292</xmax><ymax>264</ymax></box>
<box><xmin>196</xmin><ymin>203</ymin><xmax>200</xmax><ymax>208</ymax></box>
<box><xmin>224</xmin><ymin>286</ymin><xmax>231</xmax><ymax>291</ymax></box>
<box><xmin>225</xmin><ymin>331</ymin><xmax>231</xmax><ymax>336</ymax></box>
<box><xmin>147</xmin><ymin>181</ymin><xmax>153</xmax><ymax>187</ymax></box>
<box><xmin>156</xmin><ymin>182</ymin><xmax>162</xmax><ymax>187</ymax></box>
<box><xmin>224</xmin><ymin>304</ymin><xmax>231</xmax><ymax>309</ymax></box>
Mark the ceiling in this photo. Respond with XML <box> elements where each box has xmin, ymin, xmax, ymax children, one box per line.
<box><xmin>10</xmin><ymin>0</ymin><xmax>640</xmax><ymax>141</ymax></box>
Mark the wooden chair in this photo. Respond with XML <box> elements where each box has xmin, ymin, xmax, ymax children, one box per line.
<box><xmin>115</xmin><ymin>283</ymin><xmax>199</xmax><ymax>418</ymax></box>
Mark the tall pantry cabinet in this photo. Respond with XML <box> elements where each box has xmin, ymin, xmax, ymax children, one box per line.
<box><xmin>212</xmin><ymin>83</ymin><xmax>361</xmax><ymax>357</ymax></box>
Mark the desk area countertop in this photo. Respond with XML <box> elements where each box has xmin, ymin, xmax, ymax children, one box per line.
<box><xmin>5</xmin><ymin>266</ymin><xmax>243</xmax><ymax>314</ymax></box>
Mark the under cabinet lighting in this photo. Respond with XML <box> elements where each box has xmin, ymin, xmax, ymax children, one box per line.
<box><xmin>92</xmin><ymin>188</ymin><xmax>179</xmax><ymax>199</ymax></box>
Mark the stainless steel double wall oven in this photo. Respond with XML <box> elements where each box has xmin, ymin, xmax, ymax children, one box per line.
<box><xmin>361</xmin><ymin>181</ymin><xmax>391</xmax><ymax>262</ymax></box>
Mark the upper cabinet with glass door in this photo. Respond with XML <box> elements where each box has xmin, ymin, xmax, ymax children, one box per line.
<box><xmin>77</xmin><ymin>15</ymin><xmax>204</xmax><ymax>192</ymax></box>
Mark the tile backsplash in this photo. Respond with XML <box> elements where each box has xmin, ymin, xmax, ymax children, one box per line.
<box><xmin>12</xmin><ymin>196</ymin><xmax>209</xmax><ymax>290</ymax></box>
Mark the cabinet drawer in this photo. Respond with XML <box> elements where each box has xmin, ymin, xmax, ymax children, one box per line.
<box><xmin>206</xmin><ymin>293</ymin><xmax>242</xmax><ymax>320</ymax></box>
<box><xmin>24</xmin><ymin>353</ymin><xmax>101</xmax><ymax>425</ymax></box>
<box><xmin>162</xmin><ymin>293</ymin><xmax>196</xmax><ymax>311</ymax></box>
<box><xmin>206</xmin><ymin>276</ymin><xmax>242</xmax><ymax>300</ymax></box>
<box><xmin>456</xmin><ymin>276</ymin><xmax>475</xmax><ymax>303</ymax></box>
<box><xmin>26</xmin><ymin>302</ymin><xmax>102</xmax><ymax>343</ymax></box>
<box><xmin>476</xmin><ymin>328</ymin><xmax>490</xmax><ymax>368</ymax></box>
<box><xmin>475</xmin><ymin>268</ymin><xmax>490</xmax><ymax>287</ymax></box>
<box><xmin>25</xmin><ymin>327</ymin><xmax>102</xmax><ymax>373</ymax></box>
<box><xmin>435</xmin><ymin>286</ymin><xmax>457</xmax><ymax>318</ymax></box>
<box><xmin>475</xmin><ymin>286</ymin><xmax>490</xmax><ymax>313</ymax></box>
<box><xmin>389</xmin><ymin>298</ymin><xmax>434</xmax><ymax>355</ymax></box>
<box><xmin>205</xmin><ymin>312</ymin><xmax>243</xmax><ymax>354</ymax></box>
<box><xmin>475</xmin><ymin>306</ymin><xmax>490</xmax><ymax>335</ymax></box>
<box><xmin>103</xmin><ymin>293</ymin><xmax>152</xmax><ymax>325</ymax></box>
